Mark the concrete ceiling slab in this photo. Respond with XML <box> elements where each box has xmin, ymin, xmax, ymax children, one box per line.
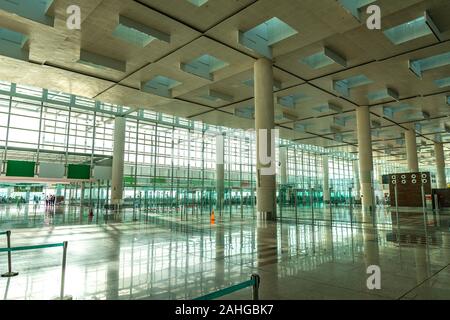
<box><xmin>206</xmin><ymin>0</ymin><xmax>361</xmax><ymax>59</ymax></box>
<box><xmin>138</xmin><ymin>0</ymin><xmax>257</xmax><ymax>32</ymax></box>
<box><xmin>0</xmin><ymin>0</ymin><xmax>450</xmax><ymax>166</ymax></box>
<box><xmin>0</xmin><ymin>55</ymin><xmax>114</xmax><ymax>98</ymax></box>
<box><xmin>149</xmin><ymin>100</ymin><xmax>212</xmax><ymax>118</ymax></box>
<box><xmin>95</xmin><ymin>84</ymin><xmax>170</xmax><ymax>109</ymax></box>
<box><xmin>190</xmin><ymin>109</ymin><xmax>254</xmax><ymax>130</ymax></box>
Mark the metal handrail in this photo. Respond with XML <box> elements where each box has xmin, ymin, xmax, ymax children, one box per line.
<box><xmin>194</xmin><ymin>274</ymin><xmax>260</xmax><ymax>300</ymax></box>
<box><xmin>0</xmin><ymin>234</ymin><xmax>69</xmax><ymax>300</ymax></box>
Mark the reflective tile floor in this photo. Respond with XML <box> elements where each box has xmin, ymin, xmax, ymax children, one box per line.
<box><xmin>0</xmin><ymin>204</ymin><xmax>449</xmax><ymax>300</ymax></box>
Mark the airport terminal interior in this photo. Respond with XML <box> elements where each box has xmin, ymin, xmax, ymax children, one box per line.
<box><xmin>0</xmin><ymin>0</ymin><xmax>449</xmax><ymax>300</ymax></box>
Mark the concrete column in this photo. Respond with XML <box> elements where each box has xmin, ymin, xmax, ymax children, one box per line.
<box><xmin>353</xmin><ymin>159</ymin><xmax>361</xmax><ymax>200</ymax></box>
<box><xmin>80</xmin><ymin>182</ymin><xmax>85</xmax><ymax>205</ymax></box>
<box><xmin>56</xmin><ymin>185</ymin><xmax>62</xmax><ymax>197</ymax></box>
<box><xmin>216</xmin><ymin>134</ymin><xmax>225</xmax><ymax>213</ymax></box>
<box><xmin>434</xmin><ymin>142</ymin><xmax>446</xmax><ymax>189</ymax></box>
<box><xmin>254</xmin><ymin>58</ymin><xmax>276</xmax><ymax>219</ymax></box>
<box><xmin>356</xmin><ymin>106</ymin><xmax>374</xmax><ymax>212</ymax></box>
<box><xmin>405</xmin><ymin>123</ymin><xmax>419</xmax><ymax>172</ymax></box>
<box><xmin>322</xmin><ymin>155</ymin><xmax>330</xmax><ymax>203</ymax></box>
<box><xmin>69</xmin><ymin>185</ymin><xmax>73</xmax><ymax>204</ymax></box>
<box><xmin>111</xmin><ymin>116</ymin><xmax>126</xmax><ymax>205</ymax></box>
<box><xmin>279</xmin><ymin>147</ymin><xmax>287</xmax><ymax>185</ymax></box>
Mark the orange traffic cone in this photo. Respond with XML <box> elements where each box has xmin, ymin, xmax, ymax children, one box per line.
<box><xmin>210</xmin><ymin>208</ymin><xmax>215</xmax><ymax>225</ymax></box>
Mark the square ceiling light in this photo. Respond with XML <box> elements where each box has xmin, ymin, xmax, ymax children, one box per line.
<box><xmin>384</xmin><ymin>12</ymin><xmax>441</xmax><ymax>45</ymax></box>
<box><xmin>234</xmin><ymin>106</ymin><xmax>254</xmax><ymax>119</ymax></box>
<box><xmin>201</xmin><ymin>89</ymin><xmax>233</xmax><ymax>103</ymax></box>
<box><xmin>141</xmin><ymin>75</ymin><xmax>181</xmax><ymax>98</ymax></box>
<box><xmin>180</xmin><ymin>54</ymin><xmax>229</xmax><ymax>81</ymax></box>
<box><xmin>434</xmin><ymin>77</ymin><xmax>450</xmax><ymax>88</ymax></box>
<box><xmin>313</xmin><ymin>103</ymin><xmax>342</xmax><ymax>114</ymax></box>
<box><xmin>367</xmin><ymin>88</ymin><xmax>399</xmax><ymax>102</ymax></box>
<box><xmin>276</xmin><ymin>111</ymin><xmax>297</xmax><ymax>122</ymax></box>
<box><xmin>187</xmin><ymin>0</ymin><xmax>208</xmax><ymax>6</ymax></box>
<box><xmin>239</xmin><ymin>17</ymin><xmax>298</xmax><ymax>59</ymax></box>
<box><xmin>0</xmin><ymin>0</ymin><xmax>54</xmax><ymax>26</ymax></box>
<box><xmin>405</xmin><ymin>111</ymin><xmax>430</xmax><ymax>121</ymax></box>
<box><xmin>78</xmin><ymin>50</ymin><xmax>126</xmax><ymax>72</ymax></box>
<box><xmin>323</xmin><ymin>125</ymin><xmax>342</xmax><ymax>135</ymax></box>
<box><xmin>113</xmin><ymin>16</ymin><xmax>170</xmax><ymax>47</ymax></box>
<box><xmin>382</xmin><ymin>103</ymin><xmax>412</xmax><ymax>119</ymax></box>
<box><xmin>333</xmin><ymin>74</ymin><xmax>373</xmax><ymax>98</ymax></box>
<box><xmin>409</xmin><ymin>51</ymin><xmax>450</xmax><ymax>79</ymax></box>
<box><xmin>334</xmin><ymin>115</ymin><xmax>354</xmax><ymax>127</ymax></box>
<box><xmin>293</xmin><ymin>122</ymin><xmax>307</xmax><ymax>133</ymax></box>
<box><xmin>0</xmin><ymin>27</ymin><xmax>29</xmax><ymax>61</ymax></box>
<box><xmin>338</xmin><ymin>0</ymin><xmax>377</xmax><ymax>21</ymax></box>
<box><xmin>301</xmin><ymin>47</ymin><xmax>347</xmax><ymax>69</ymax></box>
<box><xmin>277</xmin><ymin>93</ymin><xmax>310</xmax><ymax>109</ymax></box>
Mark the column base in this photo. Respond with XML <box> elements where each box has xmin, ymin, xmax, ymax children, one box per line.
<box><xmin>1</xmin><ymin>271</ymin><xmax>19</xmax><ymax>277</ymax></box>
<box><xmin>257</xmin><ymin>211</ymin><xmax>276</xmax><ymax>221</ymax></box>
<box><xmin>362</xmin><ymin>205</ymin><xmax>374</xmax><ymax>214</ymax></box>
<box><xmin>105</xmin><ymin>203</ymin><xmax>122</xmax><ymax>211</ymax></box>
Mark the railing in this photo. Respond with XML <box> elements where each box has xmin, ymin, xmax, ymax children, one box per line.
<box><xmin>0</xmin><ymin>230</ymin><xmax>70</xmax><ymax>300</ymax></box>
<box><xmin>1</xmin><ymin>230</ymin><xmax>17</xmax><ymax>278</ymax></box>
<box><xmin>194</xmin><ymin>274</ymin><xmax>260</xmax><ymax>300</ymax></box>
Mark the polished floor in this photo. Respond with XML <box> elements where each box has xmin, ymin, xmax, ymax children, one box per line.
<box><xmin>0</xmin><ymin>203</ymin><xmax>449</xmax><ymax>300</ymax></box>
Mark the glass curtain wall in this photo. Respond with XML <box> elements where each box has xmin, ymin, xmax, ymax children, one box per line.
<box><xmin>0</xmin><ymin>80</ymin><xmax>405</xmax><ymax>219</ymax></box>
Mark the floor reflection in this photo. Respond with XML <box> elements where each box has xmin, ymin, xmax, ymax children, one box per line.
<box><xmin>0</xmin><ymin>204</ymin><xmax>449</xmax><ymax>300</ymax></box>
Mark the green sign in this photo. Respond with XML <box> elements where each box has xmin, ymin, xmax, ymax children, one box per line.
<box><xmin>6</xmin><ymin>161</ymin><xmax>35</xmax><ymax>177</ymax></box>
<box><xmin>67</xmin><ymin>164</ymin><xmax>91</xmax><ymax>179</ymax></box>
<box><xmin>124</xmin><ymin>176</ymin><xmax>136</xmax><ymax>186</ymax></box>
